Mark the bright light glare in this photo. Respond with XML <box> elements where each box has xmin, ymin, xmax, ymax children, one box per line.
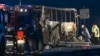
<box><xmin>20</xmin><ymin>8</ymin><xmax>23</xmax><ymax>12</ymax></box>
<box><xmin>25</xmin><ymin>9</ymin><xmax>27</xmax><ymax>12</ymax></box>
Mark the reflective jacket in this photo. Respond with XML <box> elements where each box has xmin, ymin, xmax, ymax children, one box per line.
<box><xmin>92</xmin><ymin>26</ymin><xmax>99</xmax><ymax>37</ymax></box>
<box><xmin>17</xmin><ymin>30</ymin><xmax>24</xmax><ymax>40</ymax></box>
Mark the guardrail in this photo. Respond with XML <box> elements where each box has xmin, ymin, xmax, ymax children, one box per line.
<box><xmin>43</xmin><ymin>46</ymin><xmax>100</xmax><ymax>56</ymax></box>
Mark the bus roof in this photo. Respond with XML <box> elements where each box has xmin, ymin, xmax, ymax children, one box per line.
<box><xmin>44</xmin><ymin>6</ymin><xmax>77</xmax><ymax>11</ymax></box>
<box><xmin>14</xmin><ymin>5</ymin><xmax>77</xmax><ymax>12</ymax></box>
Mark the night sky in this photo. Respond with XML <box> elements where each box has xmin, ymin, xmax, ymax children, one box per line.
<box><xmin>0</xmin><ymin>0</ymin><xmax>100</xmax><ymax>25</ymax></box>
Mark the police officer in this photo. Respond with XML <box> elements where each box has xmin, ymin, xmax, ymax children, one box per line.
<box><xmin>92</xmin><ymin>24</ymin><xmax>100</xmax><ymax>45</ymax></box>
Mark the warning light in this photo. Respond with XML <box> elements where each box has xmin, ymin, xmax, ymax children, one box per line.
<box><xmin>0</xmin><ymin>4</ymin><xmax>5</xmax><ymax>9</ymax></box>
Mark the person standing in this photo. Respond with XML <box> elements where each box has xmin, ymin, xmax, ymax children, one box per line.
<box><xmin>92</xmin><ymin>24</ymin><xmax>100</xmax><ymax>45</ymax></box>
<box><xmin>35</xmin><ymin>20</ymin><xmax>44</xmax><ymax>51</ymax></box>
<box><xmin>16</xmin><ymin>27</ymin><xmax>25</xmax><ymax>55</ymax></box>
<box><xmin>81</xmin><ymin>24</ymin><xmax>91</xmax><ymax>42</ymax></box>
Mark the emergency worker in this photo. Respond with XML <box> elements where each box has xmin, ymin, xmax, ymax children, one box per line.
<box><xmin>92</xmin><ymin>24</ymin><xmax>100</xmax><ymax>45</ymax></box>
<box><xmin>16</xmin><ymin>27</ymin><xmax>25</xmax><ymax>40</ymax></box>
<box><xmin>16</xmin><ymin>27</ymin><xmax>25</xmax><ymax>55</ymax></box>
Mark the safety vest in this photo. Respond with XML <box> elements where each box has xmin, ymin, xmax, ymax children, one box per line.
<box><xmin>92</xmin><ymin>27</ymin><xmax>99</xmax><ymax>37</ymax></box>
<box><xmin>17</xmin><ymin>30</ymin><xmax>24</xmax><ymax>40</ymax></box>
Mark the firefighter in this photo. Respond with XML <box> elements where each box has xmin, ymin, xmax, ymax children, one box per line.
<box><xmin>16</xmin><ymin>27</ymin><xmax>25</xmax><ymax>55</ymax></box>
<box><xmin>92</xmin><ymin>24</ymin><xmax>100</xmax><ymax>45</ymax></box>
<box><xmin>5</xmin><ymin>24</ymin><xmax>15</xmax><ymax>55</ymax></box>
<box><xmin>16</xmin><ymin>27</ymin><xmax>25</xmax><ymax>40</ymax></box>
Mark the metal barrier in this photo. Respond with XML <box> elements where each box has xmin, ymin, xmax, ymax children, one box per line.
<box><xmin>43</xmin><ymin>47</ymin><xmax>100</xmax><ymax>56</ymax></box>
